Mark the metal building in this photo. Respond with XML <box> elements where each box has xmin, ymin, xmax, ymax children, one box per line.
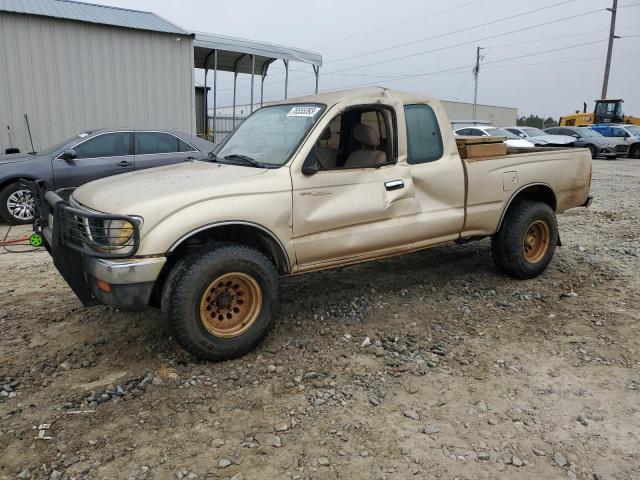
<box><xmin>0</xmin><ymin>0</ymin><xmax>323</xmax><ymax>153</ymax></box>
<box><xmin>441</xmin><ymin>100</ymin><xmax>517</xmax><ymax>127</ymax></box>
<box><xmin>0</xmin><ymin>0</ymin><xmax>195</xmax><ymax>153</ymax></box>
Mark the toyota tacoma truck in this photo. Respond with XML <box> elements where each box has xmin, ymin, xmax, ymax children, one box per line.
<box><xmin>30</xmin><ymin>88</ymin><xmax>593</xmax><ymax>361</ymax></box>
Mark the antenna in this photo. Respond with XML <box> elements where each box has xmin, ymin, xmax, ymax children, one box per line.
<box><xmin>24</xmin><ymin>113</ymin><xmax>35</xmax><ymax>153</ymax></box>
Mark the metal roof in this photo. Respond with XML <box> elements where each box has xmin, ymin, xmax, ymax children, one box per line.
<box><xmin>0</xmin><ymin>0</ymin><xmax>187</xmax><ymax>34</ymax></box>
<box><xmin>194</xmin><ymin>31</ymin><xmax>322</xmax><ymax>74</ymax></box>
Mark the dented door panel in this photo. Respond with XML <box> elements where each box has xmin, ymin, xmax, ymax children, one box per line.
<box><xmin>292</xmin><ymin>164</ymin><xmax>418</xmax><ymax>265</ymax></box>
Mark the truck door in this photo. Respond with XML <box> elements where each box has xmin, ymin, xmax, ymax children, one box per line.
<box><xmin>400</xmin><ymin>103</ymin><xmax>466</xmax><ymax>243</ymax></box>
<box><xmin>52</xmin><ymin>131</ymin><xmax>134</xmax><ymax>190</ymax></box>
<box><xmin>290</xmin><ymin>106</ymin><xmax>417</xmax><ymax>267</ymax></box>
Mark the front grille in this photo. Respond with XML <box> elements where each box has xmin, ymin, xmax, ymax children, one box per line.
<box><xmin>58</xmin><ymin>204</ymin><xmax>140</xmax><ymax>258</ymax></box>
<box><xmin>615</xmin><ymin>144</ymin><xmax>629</xmax><ymax>154</ymax></box>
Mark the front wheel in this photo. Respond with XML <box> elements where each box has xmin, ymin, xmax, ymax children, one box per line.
<box><xmin>0</xmin><ymin>183</ymin><xmax>35</xmax><ymax>225</ymax></box>
<box><xmin>161</xmin><ymin>244</ymin><xmax>279</xmax><ymax>361</ymax></box>
<box><xmin>630</xmin><ymin>144</ymin><xmax>640</xmax><ymax>159</ymax></box>
<box><xmin>491</xmin><ymin>201</ymin><xmax>558</xmax><ymax>279</ymax></box>
<box><xmin>588</xmin><ymin>145</ymin><xmax>597</xmax><ymax>159</ymax></box>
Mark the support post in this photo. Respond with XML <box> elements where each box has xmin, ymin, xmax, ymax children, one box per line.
<box><xmin>250</xmin><ymin>55</ymin><xmax>255</xmax><ymax>113</ymax></box>
<box><xmin>601</xmin><ymin>0</ymin><xmax>618</xmax><ymax>99</ymax></box>
<box><xmin>203</xmin><ymin>67</ymin><xmax>208</xmax><ymax>137</ymax></box>
<box><xmin>233</xmin><ymin>72</ymin><xmax>237</xmax><ymax>127</ymax></box>
<box><xmin>213</xmin><ymin>49</ymin><xmax>217</xmax><ymax>142</ymax></box>
<box><xmin>283</xmin><ymin>59</ymin><xmax>289</xmax><ymax>99</ymax></box>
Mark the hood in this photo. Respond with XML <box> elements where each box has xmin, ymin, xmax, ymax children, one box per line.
<box><xmin>528</xmin><ymin>134</ymin><xmax>576</xmax><ymax>145</ymax></box>
<box><xmin>0</xmin><ymin>153</ymin><xmax>43</xmax><ymax>166</ymax></box>
<box><xmin>73</xmin><ymin>161</ymin><xmax>272</xmax><ymax>216</ymax></box>
<box><xmin>505</xmin><ymin>138</ymin><xmax>534</xmax><ymax>148</ymax></box>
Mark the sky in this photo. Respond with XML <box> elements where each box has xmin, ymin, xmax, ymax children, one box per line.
<box><xmin>93</xmin><ymin>0</ymin><xmax>639</xmax><ymax>119</ymax></box>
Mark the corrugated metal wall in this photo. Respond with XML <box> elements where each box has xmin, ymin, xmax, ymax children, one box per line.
<box><xmin>440</xmin><ymin>101</ymin><xmax>517</xmax><ymax>127</ymax></box>
<box><xmin>0</xmin><ymin>12</ymin><xmax>194</xmax><ymax>153</ymax></box>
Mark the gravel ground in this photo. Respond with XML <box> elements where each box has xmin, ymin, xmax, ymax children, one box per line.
<box><xmin>0</xmin><ymin>159</ymin><xmax>638</xmax><ymax>480</ymax></box>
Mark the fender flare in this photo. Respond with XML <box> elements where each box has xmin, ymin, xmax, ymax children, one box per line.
<box><xmin>167</xmin><ymin>220</ymin><xmax>291</xmax><ymax>272</ymax></box>
<box><xmin>496</xmin><ymin>182</ymin><xmax>557</xmax><ymax>232</ymax></box>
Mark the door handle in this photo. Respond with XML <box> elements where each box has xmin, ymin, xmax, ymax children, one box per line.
<box><xmin>384</xmin><ymin>180</ymin><xmax>404</xmax><ymax>191</ymax></box>
<box><xmin>117</xmin><ymin>161</ymin><xmax>133</xmax><ymax>167</ymax></box>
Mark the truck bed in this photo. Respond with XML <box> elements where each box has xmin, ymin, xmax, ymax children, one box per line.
<box><xmin>461</xmin><ymin>147</ymin><xmax>592</xmax><ymax>237</ymax></box>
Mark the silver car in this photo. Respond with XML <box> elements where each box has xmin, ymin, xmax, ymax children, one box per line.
<box><xmin>0</xmin><ymin>129</ymin><xmax>215</xmax><ymax>224</ymax></box>
<box><xmin>505</xmin><ymin>126</ymin><xmax>576</xmax><ymax>147</ymax></box>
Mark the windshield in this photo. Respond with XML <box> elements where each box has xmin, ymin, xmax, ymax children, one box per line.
<box><xmin>522</xmin><ymin>127</ymin><xmax>546</xmax><ymax>137</ymax></box>
<box><xmin>215</xmin><ymin>104</ymin><xmax>325</xmax><ymax>166</ymax></box>
<box><xmin>38</xmin><ymin>131</ymin><xmax>93</xmax><ymax>156</ymax></box>
<box><xmin>625</xmin><ymin>125</ymin><xmax>640</xmax><ymax>136</ymax></box>
<box><xmin>486</xmin><ymin>128</ymin><xmax>519</xmax><ymax>139</ymax></box>
<box><xmin>577</xmin><ymin>128</ymin><xmax>603</xmax><ymax>138</ymax></box>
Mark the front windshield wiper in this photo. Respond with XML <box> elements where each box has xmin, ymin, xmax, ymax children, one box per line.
<box><xmin>223</xmin><ymin>154</ymin><xmax>274</xmax><ymax>169</ymax></box>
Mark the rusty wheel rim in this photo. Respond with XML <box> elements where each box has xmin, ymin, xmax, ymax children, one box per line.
<box><xmin>199</xmin><ymin>272</ymin><xmax>262</xmax><ymax>338</ymax></box>
<box><xmin>523</xmin><ymin>220</ymin><xmax>550</xmax><ymax>263</ymax></box>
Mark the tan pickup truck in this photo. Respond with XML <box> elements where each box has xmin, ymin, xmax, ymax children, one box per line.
<box><xmin>31</xmin><ymin>87</ymin><xmax>592</xmax><ymax>361</ymax></box>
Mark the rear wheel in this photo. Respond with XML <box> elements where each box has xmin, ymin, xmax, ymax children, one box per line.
<box><xmin>491</xmin><ymin>201</ymin><xmax>558</xmax><ymax>279</ymax></box>
<box><xmin>161</xmin><ymin>244</ymin><xmax>279</xmax><ymax>361</ymax></box>
<box><xmin>0</xmin><ymin>182</ymin><xmax>35</xmax><ymax>225</ymax></box>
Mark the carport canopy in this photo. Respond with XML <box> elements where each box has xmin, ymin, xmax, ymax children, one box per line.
<box><xmin>193</xmin><ymin>32</ymin><xmax>322</xmax><ymax>136</ymax></box>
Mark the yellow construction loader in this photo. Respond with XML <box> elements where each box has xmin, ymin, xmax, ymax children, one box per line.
<box><xmin>559</xmin><ymin>99</ymin><xmax>640</xmax><ymax>126</ymax></box>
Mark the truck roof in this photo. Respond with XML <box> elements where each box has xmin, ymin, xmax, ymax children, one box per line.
<box><xmin>277</xmin><ymin>87</ymin><xmax>438</xmax><ymax>108</ymax></box>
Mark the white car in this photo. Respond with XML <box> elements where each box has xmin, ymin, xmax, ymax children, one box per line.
<box><xmin>505</xmin><ymin>126</ymin><xmax>576</xmax><ymax>147</ymax></box>
<box><xmin>454</xmin><ymin>126</ymin><xmax>534</xmax><ymax>148</ymax></box>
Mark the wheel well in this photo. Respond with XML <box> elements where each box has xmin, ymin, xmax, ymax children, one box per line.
<box><xmin>0</xmin><ymin>177</ymin><xmax>36</xmax><ymax>193</ymax></box>
<box><xmin>149</xmin><ymin>223</ymin><xmax>290</xmax><ymax>308</ymax></box>
<box><xmin>498</xmin><ymin>184</ymin><xmax>557</xmax><ymax>229</ymax></box>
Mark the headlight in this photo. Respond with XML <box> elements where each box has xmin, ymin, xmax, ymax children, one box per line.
<box><xmin>104</xmin><ymin>216</ymin><xmax>143</xmax><ymax>246</ymax></box>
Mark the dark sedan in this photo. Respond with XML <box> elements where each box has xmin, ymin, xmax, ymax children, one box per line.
<box><xmin>0</xmin><ymin>129</ymin><xmax>215</xmax><ymax>224</ymax></box>
<box><xmin>543</xmin><ymin>126</ymin><xmax>629</xmax><ymax>159</ymax></box>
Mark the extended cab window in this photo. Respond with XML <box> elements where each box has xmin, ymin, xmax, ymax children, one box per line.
<box><xmin>404</xmin><ymin>104</ymin><xmax>443</xmax><ymax>164</ymax></box>
<box><xmin>313</xmin><ymin>106</ymin><xmax>394</xmax><ymax>170</ymax></box>
<box><xmin>137</xmin><ymin>132</ymin><xmax>194</xmax><ymax>155</ymax></box>
<box><xmin>73</xmin><ymin>132</ymin><xmax>132</xmax><ymax>159</ymax></box>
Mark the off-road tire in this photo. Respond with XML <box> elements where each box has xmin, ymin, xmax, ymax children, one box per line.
<box><xmin>161</xmin><ymin>244</ymin><xmax>279</xmax><ymax>361</ymax></box>
<box><xmin>0</xmin><ymin>182</ymin><xmax>35</xmax><ymax>225</ymax></box>
<box><xmin>491</xmin><ymin>201</ymin><xmax>558</xmax><ymax>279</ymax></box>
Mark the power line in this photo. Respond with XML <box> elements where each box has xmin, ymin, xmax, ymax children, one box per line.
<box><xmin>323</xmin><ymin>0</ymin><xmax>580</xmax><ymax>66</ymax></box>
<box><xmin>312</xmin><ymin>0</ymin><xmax>488</xmax><ymax>48</ymax></box>
<box><xmin>278</xmin><ymin>7</ymin><xmax>607</xmax><ymax>85</ymax></box>
<box><xmin>258</xmin><ymin>0</ymin><xmax>587</xmax><ymax>84</ymax></box>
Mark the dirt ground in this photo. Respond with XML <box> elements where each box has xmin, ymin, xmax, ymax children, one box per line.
<box><xmin>0</xmin><ymin>159</ymin><xmax>638</xmax><ymax>480</ymax></box>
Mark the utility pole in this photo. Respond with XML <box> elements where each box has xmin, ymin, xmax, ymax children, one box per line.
<box><xmin>472</xmin><ymin>46</ymin><xmax>484</xmax><ymax>125</ymax></box>
<box><xmin>601</xmin><ymin>0</ymin><xmax>618</xmax><ymax>99</ymax></box>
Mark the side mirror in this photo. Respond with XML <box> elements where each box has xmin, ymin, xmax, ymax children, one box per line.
<box><xmin>518</xmin><ymin>133</ymin><xmax>526</xmax><ymax>138</ymax></box>
<box><xmin>61</xmin><ymin>149</ymin><xmax>77</xmax><ymax>160</ymax></box>
<box><xmin>302</xmin><ymin>154</ymin><xmax>319</xmax><ymax>176</ymax></box>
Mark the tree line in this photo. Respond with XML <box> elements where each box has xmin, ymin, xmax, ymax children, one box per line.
<box><xmin>516</xmin><ymin>115</ymin><xmax>558</xmax><ymax>129</ymax></box>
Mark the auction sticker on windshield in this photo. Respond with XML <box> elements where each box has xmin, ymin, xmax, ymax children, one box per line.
<box><xmin>287</xmin><ymin>106</ymin><xmax>321</xmax><ymax>117</ymax></box>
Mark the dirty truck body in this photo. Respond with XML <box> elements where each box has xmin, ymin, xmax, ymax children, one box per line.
<box><xmin>32</xmin><ymin>88</ymin><xmax>592</xmax><ymax>361</ymax></box>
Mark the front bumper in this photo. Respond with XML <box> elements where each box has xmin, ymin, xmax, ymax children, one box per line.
<box><xmin>28</xmin><ymin>181</ymin><xmax>163</xmax><ymax>311</ymax></box>
<box><xmin>85</xmin><ymin>257</ymin><xmax>166</xmax><ymax>310</ymax></box>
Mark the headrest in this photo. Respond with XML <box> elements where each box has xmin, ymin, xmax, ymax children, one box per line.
<box><xmin>320</xmin><ymin>128</ymin><xmax>332</xmax><ymax>141</ymax></box>
<box><xmin>352</xmin><ymin>123</ymin><xmax>379</xmax><ymax>147</ymax></box>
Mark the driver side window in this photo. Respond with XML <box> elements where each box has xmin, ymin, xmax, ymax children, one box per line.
<box><xmin>311</xmin><ymin>106</ymin><xmax>394</xmax><ymax>170</ymax></box>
